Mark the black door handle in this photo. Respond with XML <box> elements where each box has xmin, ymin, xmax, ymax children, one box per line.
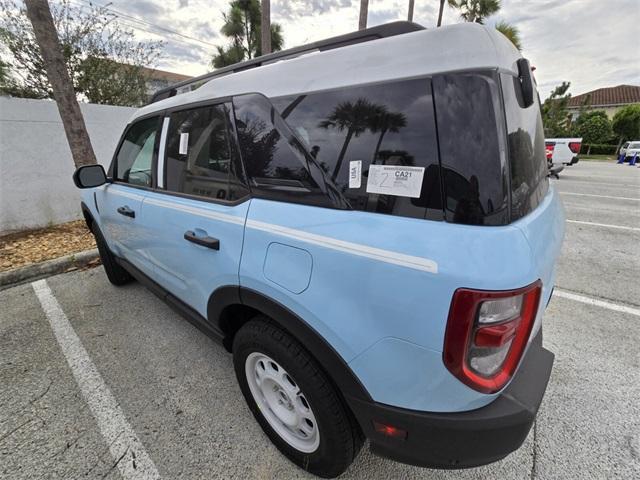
<box><xmin>184</xmin><ymin>230</ymin><xmax>220</xmax><ymax>250</ymax></box>
<box><xmin>117</xmin><ymin>206</ymin><xmax>135</xmax><ymax>218</ymax></box>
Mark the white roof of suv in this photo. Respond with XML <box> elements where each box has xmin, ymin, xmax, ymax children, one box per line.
<box><xmin>132</xmin><ymin>23</ymin><xmax>521</xmax><ymax>122</ymax></box>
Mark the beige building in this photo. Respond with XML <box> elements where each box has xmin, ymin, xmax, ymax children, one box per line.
<box><xmin>140</xmin><ymin>66</ymin><xmax>193</xmax><ymax>99</ymax></box>
<box><xmin>567</xmin><ymin>84</ymin><xmax>640</xmax><ymax>120</ymax></box>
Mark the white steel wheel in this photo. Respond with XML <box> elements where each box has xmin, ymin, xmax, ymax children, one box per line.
<box><xmin>245</xmin><ymin>352</ymin><xmax>320</xmax><ymax>453</ymax></box>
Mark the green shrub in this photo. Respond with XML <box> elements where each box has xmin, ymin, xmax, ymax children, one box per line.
<box><xmin>579</xmin><ymin>144</ymin><xmax>618</xmax><ymax>155</ymax></box>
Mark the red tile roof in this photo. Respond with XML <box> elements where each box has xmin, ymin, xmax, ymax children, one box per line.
<box><xmin>567</xmin><ymin>85</ymin><xmax>640</xmax><ymax>108</ymax></box>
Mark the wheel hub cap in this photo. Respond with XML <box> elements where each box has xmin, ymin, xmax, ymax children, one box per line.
<box><xmin>245</xmin><ymin>352</ymin><xmax>320</xmax><ymax>453</ymax></box>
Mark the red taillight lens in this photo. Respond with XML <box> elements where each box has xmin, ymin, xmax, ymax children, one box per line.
<box><xmin>443</xmin><ymin>281</ymin><xmax>542</xmax><ymax>394</ymax></box>
<box><xmin>545</xmin><ymin>143</ymin><xmax>555</xmax><ymax>160</ymax></box>
<box><xmin>569</xmin><ymin>142</ymin><xmax>581</xmax><ymax>154</ymax></box>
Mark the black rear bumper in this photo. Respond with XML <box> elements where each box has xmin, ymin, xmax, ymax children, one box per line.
<box><xmin>346</xmin><ymin>330</ymin><xmax>554</xmax><ymax>469</ymax></box>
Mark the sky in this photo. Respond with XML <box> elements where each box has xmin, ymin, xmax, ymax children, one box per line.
<box><xmin>67</xmin><ymin>0</ymin><xmax>640</xmax><ymax>98</ymax></box>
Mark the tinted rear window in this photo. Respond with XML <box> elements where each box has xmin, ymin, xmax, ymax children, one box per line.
<box><xmin>501</xmin><ymin>74</ymin><xmax>548</xmax><ymax>220</ymax></box>
<box><xmin>433</xmin><ymin>72</ymin><xmax>509</xmax><ymax>226</ymax></box>
<box><xmin>268</xmin><ymin>78</ymin><xmax>443</xmax><ymax>220</ymax></box>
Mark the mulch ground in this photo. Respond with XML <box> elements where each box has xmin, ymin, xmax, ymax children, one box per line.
<box><xmin>0</xmin><ymin>220</ymin><xmax>97</xmax><ymax>272</ymax></box>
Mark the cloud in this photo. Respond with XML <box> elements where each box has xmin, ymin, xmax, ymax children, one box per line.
<box><xmin>161</xmin><ymin>42</ymin><xmax>209</xmax><ymax>65</ymax></box>
<box><xmin>103</xmin><ymin>0</ymin><xmax>639</xmax><ymax>99</ymax></box>
<box><xmin>119</xmin><ymin>0</ymin><xmax>165</xmax><ymax>18</ymax></box>
<box><xmin>274</xmin><ymin>0</ymin><xmax>352</xmax><ymax>20</ymax></box>
<box><xmin>368</xmin><ymin>8</ymin><xmax>400</xmax><ymax>27</ymax></box>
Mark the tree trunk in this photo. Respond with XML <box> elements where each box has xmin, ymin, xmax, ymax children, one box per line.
<box><xmin>243</xmin><ymin>10</ymin><xmax>252</xmax><ymax>59</ymax></box>
<box><xmin>24</xmin><ymin>0</ymin><xmax>96</xmax><ymax>167</ymax></box>
<box><xmin>332</xmin><ymin>129</ymin><xmax>354</xmax><ymax>181</ymax></box>
<box><xmin>261</xmin><ymin>0</ymin><xmax>271</xmax><ymax>55</ymax></box>
<box><xmin>408</xmin><ymin>0</ymin><xmax>415</xmax><ymax>21</ymax></box>
<box><xmin>372</xmin><ymin>128</ymin><xmax>387</xmax><ymax>164</ymax></box>
<box><xmin>437</xmin><ymin>0</ymin><xmax>446</xmax><ymax>26</ymax></box>
<box><xmin>358</xmin><ymin>0</ymin><xmax>368</xmax><ymax>30</ymax></box>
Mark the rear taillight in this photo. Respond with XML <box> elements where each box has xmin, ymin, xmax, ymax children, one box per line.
<box><xmin>443</xmin><ymin>281</ymin><xmax>542</xmax><ymax>394</ymax></box>
<box><xmin>568</xmin><ymin>142</ymin><xmax>581</xmax><ymax>154</ymax></box>
<box><xmin>545</xmin><ymin>143</ymin><xmax>555</xmax><ymax>160</ymax></box>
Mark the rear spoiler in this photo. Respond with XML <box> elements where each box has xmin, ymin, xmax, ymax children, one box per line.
<box><xmin>148</xmin><ymin>21</ymin><xmax>425</xmax><ymax>105</ymax></box>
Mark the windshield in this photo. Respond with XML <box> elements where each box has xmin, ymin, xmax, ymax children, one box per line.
<box><xmin>628</xmin><ymin>142</ymin><xmax>640</xmax><ymax>149</ymax></box>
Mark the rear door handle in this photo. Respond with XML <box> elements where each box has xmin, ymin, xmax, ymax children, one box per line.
<box><xmin>117</xmin><ymin>206</ymin><xmax>135</xmax><ymax>218</ymax></box>
<box><xmin>184</xmin><ymin>230</ymin><xmax>220</xmax><ymax>250</ymax></box>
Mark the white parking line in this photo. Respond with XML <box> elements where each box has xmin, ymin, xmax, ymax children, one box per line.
<box><xmin>560</xmin><ymin>192</ymin><xmax>640</xmax><ymax>201</ymax></box>
<box><xmin>566</xmin><ymin>219</ymin><xmax>640</xmax><ymax>232</ymax></box>
<box><xmin>32</xmin><ymin>279</ymin><xmax>161</xmax><ymax>480</ymax></box>
<box><xmin>563</xmin><ymin>203</ymin><xmax>640</xmax><ymax>215</ymax></box>
<box><xmin>554</xmin><ymin>288</ymin><xmax>640</xmax><ymax>318</ymax></box>
<box><xmin>559</xmin><ymin>180</ymin><xmax>640</xmax><ymax>188</ymax></box>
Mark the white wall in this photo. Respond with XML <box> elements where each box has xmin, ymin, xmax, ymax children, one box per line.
<box><xmin>0</xmin><ymin>97</ymin><xmax>136</xmax><ymax>234</ymax></box>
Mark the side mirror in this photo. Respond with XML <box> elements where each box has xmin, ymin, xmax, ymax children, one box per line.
<box><xmin>73</xmin><ymin>164</ymin><xmax>108</xmax><ymax>188</ymax></box>
<box><xmin>517</xmin><ymin>58</ymin><xmax>535</xmax><ymax>108</ymax></box>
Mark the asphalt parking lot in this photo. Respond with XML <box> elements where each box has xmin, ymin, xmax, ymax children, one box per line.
<box><xmin>1</xmin><ymin>160</ymin><xmax>639</xmax><ymax>479</ymax></box>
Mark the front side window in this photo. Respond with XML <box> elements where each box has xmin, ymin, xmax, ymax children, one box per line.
<box><xmin>433</xmin><ymin>72</ymin><xmax>508</xmax><ymax>226</ymax></box>
<box><xmin>115</xmin><ymin>116</ymin><xmax>159</xmax><ymax>187</ymax></box>
<box><xmin>266</xmin><ymin>78</ymin><xmax>443</xmax><ymax>220</ymax></box>
<box><xmin>164</xmin><ymin>103</ymin><xmax>248</xmax><ymax>201</ymax></box>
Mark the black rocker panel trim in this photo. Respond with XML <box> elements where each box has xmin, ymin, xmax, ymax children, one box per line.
<box><xmin>114</xmin><ymin>256</ymin><xmax>225</xmax><ymax>343</ymax></box>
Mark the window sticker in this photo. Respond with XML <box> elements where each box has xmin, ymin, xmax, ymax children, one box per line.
<box><xmin>349</xmin><ymin>160</ymin><xmax>362</xmax><ymax>188</ymax></box>
<box><xmin>366</xmin><ymin>165</ymin><xmax>425</xmax><ymax>198</ymax></box>
<box><xmin>179</xmin><ymin>132</ymin><xmax>189</xmax><ymax>155</ymax></box>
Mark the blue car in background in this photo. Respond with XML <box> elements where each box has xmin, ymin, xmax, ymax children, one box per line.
<box><xmin>73</xmin><ymin>22</ymin><xmax>565</xmax><ymax>478</ymax></box>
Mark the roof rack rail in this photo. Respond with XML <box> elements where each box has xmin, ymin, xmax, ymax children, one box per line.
<box><xmin>148</xmin><ymin>21</ymin><xmax>424</xmax><ymax>104</ymax></box>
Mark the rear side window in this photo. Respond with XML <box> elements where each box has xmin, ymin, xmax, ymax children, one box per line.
<box><xmin>164</xmin><ymin>103</ymin><xmax>249</xmax><ymax>201</ymax></box>
<box><xmin>501</xmin><ymin>74</ymin><xmax>548</xmax><ymax>220</ymax></box>
<box><xmin>269</xmin><ymin>79</ymin><xmax>443</xmax><ymax>220</ymax></box>
<box><xmin>115</xmin><ymin>116</ymin><xmax>159</xmax><ymax>187</ymax></box>
<box><xmin>433</xmin><ymin>72</ymin><xmax>508</xmax><ymax>226</ymax></box>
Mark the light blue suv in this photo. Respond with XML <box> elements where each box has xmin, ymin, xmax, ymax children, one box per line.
<box><xmin>73</xmin><ymin>22</ymin><xmax>565</xmax><ymax>478</ymax></box>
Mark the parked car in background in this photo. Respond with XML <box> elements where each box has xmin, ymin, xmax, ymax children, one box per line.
<box><xmin>623</xmin><ymin>141</ymin><xmax>640</xmax><ymax>162</ymax></box>
<box><xmin>619</xmin><ymin>141</ymin><xmax>630</xmax><ymax>158</ymax></box>
<box><xmin>545</xmin><ymin>138</ymin><xmax>582</xmax><ymax>166</ymax></box>
<box><xmin>72</xmin><ymin>22</ymin><xmax>564</xmax><ymax>478</ymax></box>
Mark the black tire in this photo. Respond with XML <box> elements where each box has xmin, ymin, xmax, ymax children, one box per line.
<box><xmin>233</xmin><ymin>318</ymin><xmax>362</xmax><ymax>478</ymax></box>
<box><xmin>91</xmin><ymin>223</ymin><xmax>132</xmax><ymax>286</ymax></box>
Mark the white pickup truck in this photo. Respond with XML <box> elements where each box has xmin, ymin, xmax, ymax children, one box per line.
<box><xmin>546</xmin><ymin>138</ymin><xmax>582</xmax><ymax>167</ymax></box>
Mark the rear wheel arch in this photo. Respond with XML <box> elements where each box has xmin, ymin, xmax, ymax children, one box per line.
<box><xmin>207</xmin><ymin>286</ymin><xmax>373</xmax><ymax>405</ymax></box>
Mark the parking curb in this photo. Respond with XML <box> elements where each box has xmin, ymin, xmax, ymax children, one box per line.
<box><xmin>0</xmin><ymin>249</ymin><xmax>100</xmax><ymax>290</ymax></box>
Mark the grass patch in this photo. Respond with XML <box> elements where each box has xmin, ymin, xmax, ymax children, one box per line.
<box><xmin>579</xmin><ymin>154</ymin><xmax>616</xmax><ymax>161</ymax></box>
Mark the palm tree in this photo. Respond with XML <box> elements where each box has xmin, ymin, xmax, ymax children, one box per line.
<box><xmin>319</xmin><ymin>99</ymin><xmax>383</xmax><ymax>180</ymax></box>
<box><xmin>359</xmin><ymin>0</ymin><xmax>368</xmax><ymax>30</ymax></box>
<box><xmin>447</xmin><ymin>0</ymin><xmax>501</xmax><ymax>23</ymax></box>
<box><xmin>447</xmin><ymin>1</ymin><xmax>521</xmax><ymax>50</ymax></box>
<box><xmin>495</xmin><ymin>20</ymin><xmax>522</xmax><ymax>50</ymax></box>
<box><xmin>370</xmin><ymin>110</ymin><xmax>407</xmax><ymax>164</ymax></box>
<box><xmin>261</xmin><ymin>0</ymin><xmax>271</xmax><ymax>55</ymax></box>
<box><xmin>437</xmin><ymin>0</ymin><xmax>446</xmax><ymax>26</ymax></box>
<box><xmin>24</xmin><ymin>0</ymin><xmax>97</xmax><ymax>167</ymax></box>
<box><xmin>408</xmin><ymin>0</ymin><xmax>415</xmax><ymax>21</ymax></box>
<box><xmin>212</xmin><ymin>0</ymin><xmax>283</xmax><ymax>67</ymax></box>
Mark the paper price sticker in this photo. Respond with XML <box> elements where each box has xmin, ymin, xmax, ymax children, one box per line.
<box><xmin>179</xmin><ymin>132</ymin><xmax>189</xmax><ymax>155</ymax></box>
<box><xmin>349</xmin><ymin>160</ymin><xmax>362</xmax><ymax>188</ymax></box>
<box><xmin>366</xmin><ymin>165</ymin><xmax>425</xmax><ymax>198</ymax></box>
